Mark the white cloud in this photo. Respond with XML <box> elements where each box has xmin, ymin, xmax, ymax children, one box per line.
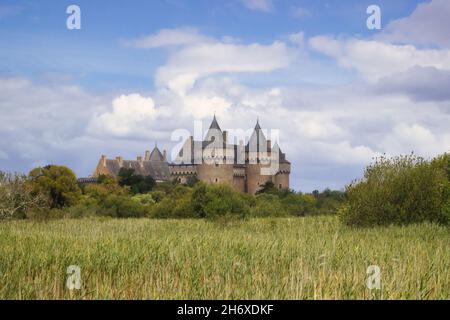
<box><xmin>241</xmin><ymin>0</ymin><xmax>272</xmax><ymax>12</ymax></box>
<box><xmin>381</xmin><ymin>123</ymin><xmax>450</xmax><ymax>156</ymax></box>
<box><xmin>375</xmin><ymin>66</ymin><xmax>450</xmax><ymax>101</ymax></box>
<box><xmin>379</xmin><ymin>0</ymin><xmax>450</xmax><ymax>48</ymax></box>
<box><xmin>157</xmin><ymin>41</ymin><xmax>294</xmax><ymax>95</ymax></box>
<box><xmin>309</xmin><ymin>36</ymin><xmax>450</xmax><ymax>81</ymax></box>
<box><xmin>88</xmin><ymin>94</ymin><xmax>158</xmax><ymax>137</ymax></box>
<box><xmin>123</xmin><ymin>27</ymin><xmax>213</xmax><ymax>48</ymax></box>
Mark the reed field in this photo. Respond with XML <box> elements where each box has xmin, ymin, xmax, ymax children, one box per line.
<box><xmin>0</xmin><ymin>216</ymin><xmax>449</xmax><ymax>299</ymax></box>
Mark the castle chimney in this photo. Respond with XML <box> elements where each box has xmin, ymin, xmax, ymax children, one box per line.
<box><xmin>267</xmin><ymin>139</ymin><xmax>271</xmax><ymax>151</ymax></box>
<box><xmin>145</xmin><ymin>150</ymin><xmax>150</xmax><ymax>161</ymax></box>
<box><xmin>137</xmin><ymin>156</ymin><xmax>142</xmax><ymax>162</ymax></box>
<box><xmin>163</xmin><ymin>150</ymin><xmax>167</xmax><ymax>161</ymax></box>
<box><xmin>101</xmin><ymin>155</ymin><xmax>107</xmax><ymax>167</ymax></box>
<box><xmin>116</xmin><ymin>156</ymin><xmax>123</xmax><ymax>167</ymax></box>
<box><xmin>223</xmin><ymin>131</ymin><xmax>228</xmax><ymax>144</ymax></box>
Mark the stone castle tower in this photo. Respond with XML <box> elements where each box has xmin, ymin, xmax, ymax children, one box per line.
<box><xmin>93</xmin><ymin>116</ymin><xmax>290</xmax><ymax>194</ymax></box>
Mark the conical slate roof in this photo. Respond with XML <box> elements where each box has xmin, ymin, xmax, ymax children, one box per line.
<box><xmin>247</xmin><ymin>119</ymin><xmax>267</xmax><ymax>153</ymax></box>
<box><xmin>149</xmin><ymin>145</ymin><xmax>164</xmax><ymax>162</ymax></box>
<box><xmin>204</xmin><ymin>114</ymin><xmax>223</xmax><ymax>143</ymax></box>
<box><xmin>209</xmin><ymin>114</ymin><xmax>222</xmax><ymax>131</ymax></box>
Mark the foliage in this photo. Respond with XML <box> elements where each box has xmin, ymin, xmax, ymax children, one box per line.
<box><xmin>0</xmin><ymin>171</ymin><xmax>49</xmax><ymax>220</ymax></box>
<box><xmin>339</xmin><ymin>153</ymin><xmax>450</xmax><ymax>226</ymax></box>
<box><xmin>281</xmin><ymin>193</ymin><xmax>317</xmax><ymax>216</ymax></box>
<box><xmin>192</xmin><ymin>183</ymin><xmax>247</xmax><ymax>218</ymax></box>
<box><xmin>132</xmin><ymin>193</ymin><xmax>156</xmax><ymax>205</ymax></box>
<box><xmin>117</xmin><ymin>168</ymin><xmax>156</xmax><ymax>194</ymax></box>
<box><xmin>250</xmin><ymin>193</ymin><xmax>287</xmax><ymax>217</ymax></box>
<box><xmin>185</xmin><ymin>175</ymin><xmax>200</xmax><ymax>187</ymax></box>
<box><xmin>312</xmin><ymin>188</ymin><xmax>346</xmax><ymax>215</ymax></box>
<box><xmin>202</xmin><ymin>184</ymin><xmax>250</xmax><ymax>218</ymax></box>
<box><xmin>255</xmin><ymin>181</ymin><xmax>279</xmax><ymax>195</ymax></box>
<box><xmin>28</xmin><ymin>165</ymin><xmax>81</xmax><ymax>209</ymax></box>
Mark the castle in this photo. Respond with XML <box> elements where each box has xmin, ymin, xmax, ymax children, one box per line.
<box><xmin>93</xmin><ymin>116</ymin><xmax>290</xmax><ymax>194</ymax></box>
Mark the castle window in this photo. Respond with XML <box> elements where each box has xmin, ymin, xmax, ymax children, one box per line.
<box><xmin>279</xmin><ymin>184</ymin><xmax>282</xmax><ymax>189</ymax></box>
<box><xmin>215</xmin><ymin>178</ymin><xmax>218</xmax><ymax>183</ymax></box>
<box><xmin>215</xmin><ymin>163</ymin><xmax>219</xmax><ymax>167</ymax></box>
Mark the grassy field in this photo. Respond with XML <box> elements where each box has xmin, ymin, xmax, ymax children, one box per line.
<box><xmin>0</xmin><ymin>216</ymin><xmax>449</xmax><ymax>299</ymax></box>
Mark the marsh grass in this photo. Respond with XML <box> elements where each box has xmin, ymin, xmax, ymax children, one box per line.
<box><xmin>0</xmin><ymin>216</ymin><xmax>449</xmax><ymax>299</ymax></box>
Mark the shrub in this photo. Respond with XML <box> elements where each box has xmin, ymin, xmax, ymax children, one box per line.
<box><xmin>147</xmin><ymin>190</ymin><xmax>166</xmax><ymax>203</ymax></box>
<box><xmin>100</xmin><ymin>195</ymin><xmax>148</xmax><ymax>218</ymax></box>
<box><xmin>339</xmin><ymin>153</ymin><xmax>450</xmax><ymax>227</ymax></box>
<box><xmin>281</xmin><ymin>193</ymin><xmax>317</xmax><ymax>216</ymax></box>
<box><xmin>131</xmin><ymin>193</ymin><xmax>156</xmax><ymax>205</ymax></box>
<box><xmin>313</xmin><ymin>188</ymin><xmax>346</xmax><ymax>215</ymax></box>
<box><xmin>150</xmin><ymin>185</ymin><xmax>196</xmax><ymax>219</ymax></box>
<box><xmin>202</xmin><ymin>184</ymin><xmax>250</xmax><ymax>218</ymax></box>
<box><xmin>251</xmin><ymin>193</ymin><xmax>287</xmax><ymax>217</ymax></box>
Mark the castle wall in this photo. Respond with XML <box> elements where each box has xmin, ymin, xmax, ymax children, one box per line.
<box><xmin>246</xmin><ymin>164</ymin><xmax>273</xmax><ymax>195</ymax></box>
<box><xmin>233</xmin><ymin>166</ymin><xmax>246</xmax><ymax>192</ymax></box>
<box><xmin>197</xmin><ymin>163</ymin><xmax>234</xmax><ymax>186</ymax></box>
<box><xmin>232</xmin><ymin>176</ymin><xmax>246</xmax><ymax>193</ymax></box>
<box><xmin>274</xmin><ymin>162</ymin><xmax>291</xmax><ymax>190</ymax></box>
<box><xmin>170</xmin><ymin>164</ymin><xmax>197</xmax><ymax>183</ymax></box>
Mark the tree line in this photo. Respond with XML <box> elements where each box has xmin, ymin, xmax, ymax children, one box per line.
<box><xmin>1</xmin><ymin>152</ymin><xmax>449</xmax><ymax>227</ymax></box>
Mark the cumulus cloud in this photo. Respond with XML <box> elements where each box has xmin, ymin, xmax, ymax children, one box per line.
<box><xmin>309</xmin><ymin>36</ymin><xmax>450</xmax><ymax>81</ymax></box>
<box><xmin>381</xmin><ymin>123</ymin><xmax>450</xmax><ymax>156</ymax></box>
<box><xmin>157</xmin><ymin>41</ymin><xmax>294</xmax><ymax>95</ymax></box>
<box><xmin>123</xmin><ymin>27</ymin><xmax>213</xmax><ymax>48</ymax></box>
<box><xmin>375</xmin><ymin>66</ymin><xmax>450</xmax><ymax>102</ymax></box>
<box><xmin>240</xmin><ymin>0</ymin><xmax>272</xmax><ymax>12</ymax></box>
<box><xmin>379</xmin><ymin>0</ymin><xmax>450</xmax><ymax>48</ymax></box>
<box><xmin>88</xmin><ymin>94</ymin><xmax>158</xmax><ymax>137</ymax></box>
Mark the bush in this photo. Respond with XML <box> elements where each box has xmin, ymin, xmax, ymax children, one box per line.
<box><xmin>281</xmin><ymin>193</ymin><xmax>317</xmax><ymax>216</ymax></box>
<box><xmin>100</xmin><ymin>195</ymin><xmax>148</xmax><ymax>218</ymax></box>
<box><xmin>131</xmin><ymin>193</ymin><xmax>156</xmax><ymax>205</ymax></box>
<box><xmin>202</xmin><ymin>184</ymin><xmax>250</xmax><ymax>218</ymax></box>
<box><xmin>339</xmin><ymin>153</ymin><xmax>450</xmax><ymax>227</ymax></box>
<box><xmin>250</xmin><ymin>193</ymin><xmax>287</xmax><ymax>217</ymax></box>
<box><xmin>312</xmin><ymin>188</ymin><xmax>345</xmax><ymax>215</ymax></box>
<box><xmin>151</xmin><ymin>186</ymin><xmax>196</xmax><ymax>219</ymax></box>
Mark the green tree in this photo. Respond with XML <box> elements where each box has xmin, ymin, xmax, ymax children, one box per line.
<box><xmin>256</xmin><ymin>181</ymin><xmax>278</xmax><ymax>195</ymax></box>
<box><xmin>29</xmin><ymin>165</ymin><xmax>81</xmax><ymax>208</ymax></box>
<box><xmin>117</xmin><ymin>168</ymin><xmax>155</xmax><ymax>194</ymax></box>
<box><xmin>339</xmin><ymin>153</ymin><xmax>450</xmax><ymax>226</ymax></box>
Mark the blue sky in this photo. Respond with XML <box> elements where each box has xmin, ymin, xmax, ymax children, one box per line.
<box><xmin>0</xmin><ymin>0</ymin><xmax>422</xmax><ymax>90</ymax></box>
<box><xmin>1</xmin><ymin>0</ymin><xmax>449</xmax><ymax>191</ymax></box>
